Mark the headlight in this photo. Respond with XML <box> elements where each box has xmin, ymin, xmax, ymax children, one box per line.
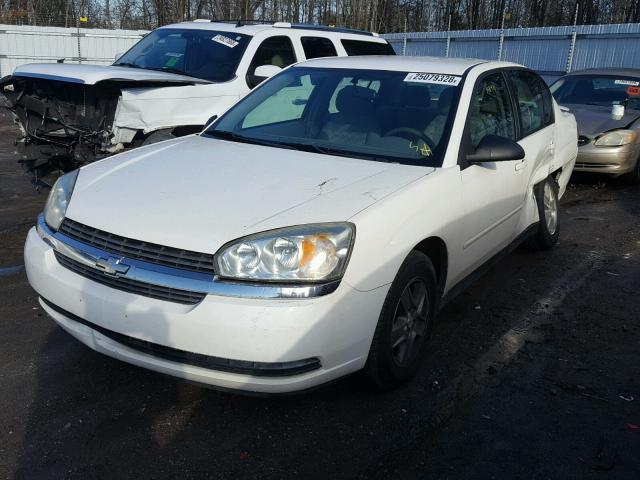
<box><xmin>216</xmin><ymin>223</ymin><xmax>355</xmax><ymax>282</ymax></box>
<box><xmin>594</xmin><ymin>130</ymin><xmax>637</xmax><ymax>147</ymax></box>
<box><xmin>44</xmin><ymin>170</ymin><xmax>79</xmax><ymax>230</ymax></box>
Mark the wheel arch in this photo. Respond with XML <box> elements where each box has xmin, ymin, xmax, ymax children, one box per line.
<box><xmin>412</xmin><ymin>236</ymin><xmax>448</xmax><ymax>296</ymax></box>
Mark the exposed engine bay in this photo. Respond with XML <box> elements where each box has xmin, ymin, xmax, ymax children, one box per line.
<box><xmin>0</xmin><ymin>64</ymin><xmax>211</xmax><ymax>187</ymax></box>
<box><xmin>1</xmin><ymin>77</ymin><xmax>122</xmax><ymax>185</ymax></box>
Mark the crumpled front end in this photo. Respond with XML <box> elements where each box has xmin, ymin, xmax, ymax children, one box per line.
<box><xmin>1</xmin><ymin>75</ymin><xmax>123</xmax><ymax>185</ymax></box>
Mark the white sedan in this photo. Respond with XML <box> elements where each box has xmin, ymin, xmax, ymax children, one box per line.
<box><xmin>24</xmin><ymin>56</ymin><xmax>577</xmax><ymax>393</ymax></box>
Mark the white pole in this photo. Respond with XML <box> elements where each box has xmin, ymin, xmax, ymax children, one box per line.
<box><xmin>402</xmin><ymin>15</ymin><xmax>407</xmax><ymax>56</ymax></box>
<box><xmin>445</xmin><ymin>13</ymin><xmax>451</xmax><ymax>57</ymax></box>
<box><xmin>76</xmin><ymin>18</ymin><xmax>82</xmax><ymax>64</ymax></box>
<box><xmin>566</xmin><ymin>3</ymin><xmax>580</xmax><ymax>73</ymax></box>
<box><xmin>497</xmin><ymin>10</ymin><xmax>505</xmax><ymax>61</ymax></box>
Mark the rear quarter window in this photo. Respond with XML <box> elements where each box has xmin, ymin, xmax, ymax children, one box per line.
<box><xmin>341</xmin><ymin>40</ymin><xmax>396</xmax><ymax>56</ymax></box>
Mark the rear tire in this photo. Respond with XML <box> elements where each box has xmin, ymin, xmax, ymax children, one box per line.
<box><xmin>526</xmin><ymin>176</ymin><xmax>560</xmax><ymax>250</ymax></box>
<box><xmin>364</xmin><ymin>251</ymin><xmax>438</xmax><ymax>390</ymax></box>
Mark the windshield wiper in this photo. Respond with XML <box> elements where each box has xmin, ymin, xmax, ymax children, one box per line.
<box><xmin>277</xmin><ymin>141</ymin><xmax>393</xmax><ymax>162</ymax></box>
<box><xmin>114</xmin><ymin>62</ymin><xmax>142</xmax><ymax>69</ymax></box>
<box><xmin>205</xmin><ymin>133</ymin><xmax>395</xmax><ymax>163</ymax></box>
<box><xmin>205</xmin><ymin>130</ymin><xmax>289</xmax><ymax>148</ymax></box>
<box><xmin>143</xmin><ymin>66</ymin><xmax>194</xmax><ymax>78</ymax></box>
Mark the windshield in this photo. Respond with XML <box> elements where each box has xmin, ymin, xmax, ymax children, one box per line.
<box><xmin>114</xmin><ymin>28</ymin><xmax>251</xmax><ymax>82</ymax></box>
<box><xmin>205</xmin><ymin>67</ymin><xmax>462</xmax><ymax>166</ymax></box>
<box><xmin>550</xmin><ymin>75</ymin><xmax>640</xmax><ymax>110</ymax></box>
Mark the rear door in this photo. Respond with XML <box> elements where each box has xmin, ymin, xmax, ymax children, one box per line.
<box><xmin>506</xmin><ymin>69</ymin><xmax>556</xmax><ymax>208</ymax></box>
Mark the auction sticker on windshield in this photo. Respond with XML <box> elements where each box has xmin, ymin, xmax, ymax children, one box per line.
<box><xmin>615</xmin><ymin>79</ymin><xmax>640</xmax><ymax>86</ymax></box>
<box><xmin>212</xmin><ymin>34</ymin><xmax>239</xmax><ymax>48</ymax></box>
<box><xmin>404</xmin><ymin>72</ymin><xmax>461</xmax><ymax>86</ymax></box>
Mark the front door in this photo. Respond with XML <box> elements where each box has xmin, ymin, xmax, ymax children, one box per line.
<box><xmin>459</xmin><ymin>71</ymin><xmax>527</xmax><ymax>274</ymax></box>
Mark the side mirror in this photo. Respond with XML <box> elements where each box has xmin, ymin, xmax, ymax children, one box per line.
<box><xmin>466</xmin><ymin>135</ymin><xmax>525</xmax><ymax>163</ymax></box>
<box><xmin>254</xmin><ymin>64</ymin><xmax>282</xmax><ymax>79</ymax></box>
<box><xmin>114</xmin><ymin>52</ymin><xmax>124</xmax><ymax>62</ymax></box>
<box><xmin>203</xmin><ymin>115</ymin><xmax>218</xmax><ymax>130</ymax></box>
<box><xmin>247</xmin><ymin>65</ymin><xmax>282</xmax><ymax>89</ymax></box>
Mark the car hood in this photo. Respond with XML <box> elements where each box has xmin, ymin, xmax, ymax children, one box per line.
<box><xmin>66</xmin><ymin>136</ymin><xmax>433</xmax><ymax>254</ymax></box>
<box><xmin>564</xmin><ymin>103</ymin><xmax>640</xmax><ymax>137</ymax></box>
<box><xmin>9</xmin><ymin>63</ymin><xmax>210</xmax><ymax>86</ymax></box>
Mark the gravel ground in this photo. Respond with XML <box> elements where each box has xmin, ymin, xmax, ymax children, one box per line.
<box><xmin>0</xmin><ymin>110</ymin><xmax>638</xmax><ymax>479</ymax></box>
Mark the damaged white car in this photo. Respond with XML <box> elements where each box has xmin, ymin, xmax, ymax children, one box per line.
<box><xmin>0</xmin><ymin>20</ymin><xmax>394</xmax><ymax>184</ymax></box>
<box><xmin>26</xmin><ymin>57</ymin><xmax>577</xmax><ymax>393</ymax></box>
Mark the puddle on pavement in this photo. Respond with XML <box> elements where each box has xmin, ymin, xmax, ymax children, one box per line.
<box><xmin>0</xmin><ymin>265</ymin><xmax>24</xmax><ymax>277</ymax></box>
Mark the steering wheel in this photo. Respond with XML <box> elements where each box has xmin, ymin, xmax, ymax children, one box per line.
<box><xmin>384</xmin><ymin>127</ymin><xmax>437</xmax><ymax>153</ymax></box>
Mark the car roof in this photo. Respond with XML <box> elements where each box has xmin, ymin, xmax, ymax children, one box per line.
<box><xmin>159</xmin><ymin>21</ymin><xmax>388</xmax><ymax>42</ymax></box>
<box><xmin>565</xmin><ymin>68</ymin><xmax>640</xmax><ymax>78</ymax></box>
<box><xmin>297</xmin><ymin>56</ymin><xmax>510</xmax><ymax>76</ymax></box>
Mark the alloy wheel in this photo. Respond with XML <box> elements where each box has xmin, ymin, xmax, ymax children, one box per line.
<box><xmin>390</xmin><ymin>277</ymin><xmax>430</xmax><ymax>367</ymax></box>
<box><xmin>543</xmin><ymin>182</ymin><xmax>558</xmax><ymax>235</ymax></box>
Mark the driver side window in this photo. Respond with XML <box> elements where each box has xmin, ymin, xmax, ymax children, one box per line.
<box><xmin>248</xmin><ymin>36</ymin><xmax>296</xmax><ymax>76</ymax></box>
<box><xmin>468</xmin><ymin>73</ymin><xmax>516</xmax><ymax>149</ymax></box>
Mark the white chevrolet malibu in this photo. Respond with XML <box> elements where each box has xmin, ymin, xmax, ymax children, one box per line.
<box><xmin>25</xmin><ymin>56</ymin><xmax>577</xmax><ymax>393</ymax></box>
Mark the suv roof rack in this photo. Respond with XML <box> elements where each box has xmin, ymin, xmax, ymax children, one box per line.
<box><xmin>206</xmin><ymin>19</ymin><xmax>377</xmax><ymax>36</ymax></box>
<box><xmin>210</xmin><ymin>18</ymin><xmax>277</xmax><ymax>27</ymax></box>
<box><xmin>289</xmin><ymin>23</ymin><xmax>376</xmax><ymax>37</ymax></box>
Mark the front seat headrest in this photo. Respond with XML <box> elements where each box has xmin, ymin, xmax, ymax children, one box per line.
<box><xmin>335</xmin><ymin>85</ymin><xmax>375</xmax><ymax>114</ymax></box>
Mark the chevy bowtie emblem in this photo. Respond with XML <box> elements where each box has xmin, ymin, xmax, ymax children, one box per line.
<box><xmin>95</xmin><ymin>257</ymin><xmax>130</xmax><ymax>277</ymax></box>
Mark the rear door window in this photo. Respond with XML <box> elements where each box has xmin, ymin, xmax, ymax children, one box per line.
<box><xmin>509</xmin><ymin>70</ymin><xmax>554</xmax><ymax>137</ymax></box>
<box><xmin>341</xmin><ymin>40</ymin><xmax>396</xmax><ymax>56</ymax></box>
<box><xmin>301</xmin><ymin>37</ymin><xmax>338</xmax><ymax>59</ymax></box>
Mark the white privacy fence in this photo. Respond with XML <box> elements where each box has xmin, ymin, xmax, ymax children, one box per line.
<box><xmin>0</xmin><ymin>24</ymin><xmax>148</xmax><ymax>77</ymax></box>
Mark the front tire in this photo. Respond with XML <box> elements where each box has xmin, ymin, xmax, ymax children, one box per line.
<box><xmin>624</xmin><ymin>157</ymin><xmax>640</xmax><ymax>185</ymax></box>
<box><xmin>364</xmin><ymin>251</ymin><xmax>438</xmax><ymax>389</ymax></box>
<box><xmin>527</xmin><ymin>176</ymin><xmax>560</xmax><ymax>250</ymax></box>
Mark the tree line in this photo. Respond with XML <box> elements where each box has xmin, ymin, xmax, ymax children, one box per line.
<box><xmin>2</xmin><ymin>0</ymin><xmax>640</xmax><ymax>32</ymax></box>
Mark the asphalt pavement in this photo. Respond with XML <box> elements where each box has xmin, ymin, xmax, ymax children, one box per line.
<box><xmin>0</xmin><ymin>111</ymin><xmax>638</xmax><ymax>479</ymax></box>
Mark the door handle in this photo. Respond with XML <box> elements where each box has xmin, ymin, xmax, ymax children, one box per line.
<box><xmin>515</xmin><ymin>159</ymin><xmax>527</xmax><ymax>171</ymax></box>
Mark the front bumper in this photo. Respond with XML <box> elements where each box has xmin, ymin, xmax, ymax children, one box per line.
<box><xmin>24</xmin><ymin>225</ymin><xmax>388</xmax><ymax>393</ymax></box>
<box><xmin>574</xmin><ymin>142</ymin><xmax>640</xmax><ymax>176</ymax></box>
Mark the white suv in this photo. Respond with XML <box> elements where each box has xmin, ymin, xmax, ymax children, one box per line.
<box><xmin>25</xmin><ymin>56</ymin><xmax>577</xmax><ymax>393</ymax></box>
<box><xmin>0</xmin><ymin>20</ymin><xmax>394</xmax><ymax>183</ymax></box>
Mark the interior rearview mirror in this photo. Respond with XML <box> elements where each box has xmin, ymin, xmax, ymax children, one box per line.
<box><xmin>466</xmin><ymin>135</ymin><xmax>525</xmax><ymax>164</ymax></box>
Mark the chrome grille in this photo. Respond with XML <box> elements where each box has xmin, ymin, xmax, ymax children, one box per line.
<box><xmin>54</xmin><ymin>251</ymin><xmax>206</xmax><ymax>305</ymax></box>
<box><xmin>578</xmin><ymin>135</ymin><xmax>590</xmax><ymax>146</ymax></box>
<box><xmin>59</xmin><ymin>218</ymin><xmax>215</xmax><ymax>275</ymax></box>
